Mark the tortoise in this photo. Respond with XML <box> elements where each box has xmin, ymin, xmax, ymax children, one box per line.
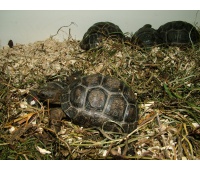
<box><xmin>32</xmin><ymin>74</ymin><xmax>138</xmax><ymax>133</ymax></box>
<box><xmin>131</xmin><ymin>24</ymin><xmax>162</xmax><ymax>47</ymax></box>
<box><xmin>157</xmin><ymin>21</ymin><xmax>200</xmax><ymax>46</ymax></box>
<box><xmin>80</xmin><ymin>22</ymin><xmax>125</xmax><ymax>50</ymax></box>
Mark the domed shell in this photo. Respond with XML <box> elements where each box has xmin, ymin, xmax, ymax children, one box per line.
<box><xmin>61</xmin><ymin>74</ymin><xmax>138</xmax><ymax>133</ymax></box>
<box><xmin>132</xmin><ymin>24</ymin><xmax>162</xmax><ymax>47</ymax></box>
<box><xmin>157</xmin><ymin>21</ymin><xmax>200</xmax><ymax>45</ymax></box>
<box><xmin>80</xmin><ymin>22</ymin><xmax>125</xmax><ymax>50</ymax></box>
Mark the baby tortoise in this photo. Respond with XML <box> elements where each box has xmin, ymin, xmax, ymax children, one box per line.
<box><xmin>157</xmin><ymin>21</ymin><xmax>200</xmax><ymax>46</ymax></box>
<box><xmin>131</xmin><ymin>24</ymin><xmax>162</xmax><ymax>47</ymax></box>
<box><xmin>80</xmin><ymin>22</ymin><xmax>125</xmax><ymax>50</ymax></box>
<box><xmin>32</xmin><ymin>74</ymin><xmax>138</xmax><ymax>133</ymax></box>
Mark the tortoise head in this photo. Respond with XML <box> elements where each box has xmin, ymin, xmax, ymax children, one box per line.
<box><xmin>38</xmin><ymin>82</ymin><xmax>65</xmax><ymax>104</ymax></box>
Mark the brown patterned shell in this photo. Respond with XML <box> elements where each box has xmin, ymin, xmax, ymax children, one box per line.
<box><xmin>61</xmin><ymin>74</ymin><xmax>138</xmax><ymax>133</ymax></box>
<box><xmin>132</xmin><ymin>24</ymin><xmax>162</xmax><ymax>47</ymax></box>
<box><xmin>80</xmin><ymin>22</ymin><xmax>125</xmax><ymax>50</ymax></box>
<box><xmin>157</xmin><ymin>21</ymin><xmax>200</xmax><ymax>45</ymax></box>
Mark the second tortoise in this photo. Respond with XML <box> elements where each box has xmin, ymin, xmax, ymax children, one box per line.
<box><xmin>157</xmin><ymin>21</ymin><xmax>200</xmax><ymax>46</ymax></box>
<box><xmin>80</xmin><ymin>22</ymin><xmax>125</xmax><ymax>50</ymax></box>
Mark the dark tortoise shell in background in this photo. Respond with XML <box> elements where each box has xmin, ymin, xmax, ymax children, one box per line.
<box><xmin>80</xmin><ymin>22</ymin><xmax>125</xmax><ymax>50</ymax></box>
<box><xmin>157</xmin><ymin>21</ymin><xmax>200</xmax><ymax>46</ymax></box>
<box><xmin>79</xmin><ymin>21</ymin><xmax>200</xmax><ymax>49</ymax></box>
<box><xmin>131</xmin><ymin>24</ymin><xmax>162</xmax><ymax>47</ymax></box>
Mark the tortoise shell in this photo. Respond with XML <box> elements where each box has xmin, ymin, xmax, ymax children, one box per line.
<box><xmin>131</xmin><ymin>24</ymin><xmax>162</xmax><ymax>47</ymax></box>
<box><xmin>60</xmin><ymin>74</ymin><xmax>138</xmax><ymax>133</ymax></box>
<box><xmin>157</xmin><ymin>21</ymin><xmax>200</xmax><ymax>45</ymax></box>
<box><xmin>80</xmin><ymin>22</ymin><xmax>125</xmax><ymax>50</ymax></box>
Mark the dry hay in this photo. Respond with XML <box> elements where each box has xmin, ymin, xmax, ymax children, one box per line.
<box><xmin>0</xmin><ymin>35</ymin><xmax>200</xmax><ymax>160</ymax></box>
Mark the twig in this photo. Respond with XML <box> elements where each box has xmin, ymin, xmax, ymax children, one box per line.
<box><xmin>43</xmin><ymin>127</ymin><xmax>74</xmax><ymax>159</ymax></box>
<box><xmin>156</xmin><ymin>112</ymin><xmax>170</xmax><ymax>159</ymax></box>
<box><xmin>50</xmin><ymin>22</ymin><xmax>78</xmax><ymax>38</ymax></box>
